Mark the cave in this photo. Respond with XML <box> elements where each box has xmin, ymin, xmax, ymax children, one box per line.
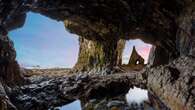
<box><xmin>0</xmin><ymin>0</ymin><xmax>195</xmax><ymax>110</ymax></box>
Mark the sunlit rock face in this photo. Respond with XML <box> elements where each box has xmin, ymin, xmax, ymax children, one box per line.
<box><xmin>74</xmin><ymin>37</ymin><xmax>125</xmax><ymax>73</ymax></box>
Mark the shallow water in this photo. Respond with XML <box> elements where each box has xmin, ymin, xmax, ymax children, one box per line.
<box><xmin>55</xmin><ymin>100</ymin><xmax>82</xmax><ymax>110</ymax></box>
<box><xmin>53</xmin><ymin>87</ymin><xmax>150</xmax><ymax>110</ymax></box>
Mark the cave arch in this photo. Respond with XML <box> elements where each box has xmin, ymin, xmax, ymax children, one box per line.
<box><xmin>0</xmin><ymin>0</ymin><xmax>182</xmax><ymax>71</ymax></box>
<box><xmin>0</xmin><ymin>1</ymin><xmax>195</xmax><ymax>110</ymax></box>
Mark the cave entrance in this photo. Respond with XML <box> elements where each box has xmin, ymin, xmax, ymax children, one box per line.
<box><xmin>121</xmin><ymin>40</ymin><xmax>155</xmax><ymax>109</ymax></box>
<box><xmin>8</xmin><ymin>12</ymin><xmax>79</xmax><ymax>70</ymax></box>
<box><xmin>122</xmin><ymin>39</ymin><xmax>152</xmax><ymax>71</ymax></box>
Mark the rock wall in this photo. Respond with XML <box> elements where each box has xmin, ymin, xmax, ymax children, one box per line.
<box><xmin>74</xmin><ymin>37</ymin><xmax>125</xmax><ymax>72</ymax></box>
<box><xmin>142</xmin><ymin>56</ymin><xmax>195</xmax><ymax>110</ymax></box>
<box><xmin>0</xmin><ymin>81</ymin><xmax>17</xmax><ymax>110</ymax></box>
<box><xmin>0</xmin><ymin>28</ymin><xmax>24</xmax><ymax>85</ymax></box>
<box><xmin>116</xmin><ymin>39</ymin><xmax>126</xmax><ymax>66</ymax></box>
<box><xmin>148</xmin><ymin>46</ymin><xmax>170</xmax><ymax>66</ymax></box>
<box><xmin>176</xmin><ymin>2</ymin><xmax>195</xmax><ymax>56</ymax></box>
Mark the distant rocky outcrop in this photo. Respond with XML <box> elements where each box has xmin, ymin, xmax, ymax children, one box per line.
<box><xmin>123</xmin><ymin>46</ymin><xmax>145</xmax><ymax>71</ymax></box>
<box><xmin>74</xmin><ymin>37</ymin><xmax>125</xmax><ymax>73</ymax></box>
<box><xmin>128</xmin><ymin>46</ymin><xmax>145</xmax><ymax>65</ymax></box>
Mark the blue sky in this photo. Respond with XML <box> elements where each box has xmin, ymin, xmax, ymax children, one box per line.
<box><xmin>9</xmin><ymin>12</ymin><xmax>151</xmax><ymax>69</ymax></box>
<box><xmin>9</xmin><ymin>12</ymin><xmax>79</xmax><ymax>68</ymax></box>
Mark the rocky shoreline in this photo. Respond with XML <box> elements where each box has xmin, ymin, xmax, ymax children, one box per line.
<box><xmin>0</xmin><ymin>56</ymin><xmax>190</xmax><ymax>109</ymax></box>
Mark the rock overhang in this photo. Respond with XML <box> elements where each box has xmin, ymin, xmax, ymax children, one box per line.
<box><xmin>0</xmin><ymin>0</ymin><xmax>186</xmax><ymax>40</ymax></box>
<box><xmin>1</xmin><ymin>0</ymin><xmax>195</xmax><ymax>71</ymax></box>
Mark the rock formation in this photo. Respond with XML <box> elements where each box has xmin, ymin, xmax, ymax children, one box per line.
<box><xmin>122</xmin><ymin>46</ymin><xmax>145</xmax><ymax>71</ymax></box>
<box><xmin>74</xmin><ymin>37</ymin><xmax>125</xmax><ymax>72</ymax></box>
<box><xmin>8</xmin><ymin>56</ymin><xmax>194</xmax><ymax>110</ymax></box>
<box><xmin>0</xmin><ymin>0</ymin><xmax>194</xmax><ymax>110</ymax></box>
<box><xmin>176</xmin><ymin>1</ymin><xmax>195</xmax><ymax>56</ymax></box>
<box><xmin>148</xmin><ymin>46</ymin><xmax>170</xmax><ymax>66</ymax></box>
<box><xmin>128</xmin><ymin>46</ymin><xmax>144</xmax><ymax>65</ymax></box>
<box><xmin>0</xmin><ymin>27</ymin><xmax>24</xmax><ymax>85</ymax></box>
<box><xmin>144</xmin><ymin>56</ymin><xmax>195</xmax><ymax>110</ymax></box>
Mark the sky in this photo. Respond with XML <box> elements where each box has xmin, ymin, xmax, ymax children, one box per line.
<box><xmin>9</xmin><ymin>12</ymin><xmax>79</xmax><ymax>68</ymax></box>
<box><xmin>9</xmin><ymin>12</ymin><xmax>151</xmax><ymax>69</ymax></box>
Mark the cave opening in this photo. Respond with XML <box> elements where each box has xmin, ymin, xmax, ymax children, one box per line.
<box><xmin>121</xmin><ymin>39</ymin><xmax>152</xmax><ymax>70</ymax></box>
<box><xmin>121</xmin><ymin>39</ymin><xmax>155</xmax><ymax>109</ymax></box>
<box><xmin>8</xmin><ymin>12</ymin><xmax>79</xmax><ymax>70</ymax></box>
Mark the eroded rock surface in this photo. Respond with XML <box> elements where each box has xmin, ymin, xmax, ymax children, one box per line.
<box><xmin>0</xmin><ymin>29</ymin><xmax>24</xmax><ymax>85</ymax></box>
<box><xmin>176</xmin><ymin>2</ymin><xmax>195</xmax><ymax>56</ymax></box>
<box><xmin>4</xmin><ymin>56</ymin><xmax>193</xmax><ymax>110</ymax></box>
<box><xmin>74</xmin><ymin>37</ymin><xmax>125</xmax><ymax>73</ymax></box>
<box><xmin>143</xmin><ymin>56</ymin><xmax>195</xmax><ymax>110</ymax></box>
<box><xmin>0</xmin><ymin>81</ymin><xmax>17</xmax><ymax>110</ymax></box>
<box><xmin>10</xmin><ymin>73</ymin><xmax>139</xmax><ymax>110</ymax></box>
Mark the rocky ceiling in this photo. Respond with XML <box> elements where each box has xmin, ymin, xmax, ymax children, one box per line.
<box><xmin>0</xmin><ymin>0</ymin><xmax>187</xmax><ymax>41</ymax></box>
<box><xmin>1</xmin><ymin>0</ymin><xmax>192</xmax><ymax>62</ymax></box>
<box><xmin>0</xmin><ymin>0</ymin><xmax>194</xmax><ymax>81</ymax></box>
<box><xmin>0</xmin><ymin>0</ymin><xmax>194</xmax><ymax>69</ymax></box>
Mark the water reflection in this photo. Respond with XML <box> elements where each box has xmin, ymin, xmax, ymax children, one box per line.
<box><xmin>126</xmin><ymin>86</ymin><xmax>148</xmax><ymax>105</ymax></box>
<box><xmin>51</xmin><ymin>87</ymin><xmax>152</xmax><ymax>110</ymax></box>
<box><xmin>126</xmin><ymin>87</ymin><xmax>155</xmax><ymax>110</ymax></box>
<box><xmin>54</xmin><ymin>100</ymin><xmax>81</xmax><ymax>110</ymax></box>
